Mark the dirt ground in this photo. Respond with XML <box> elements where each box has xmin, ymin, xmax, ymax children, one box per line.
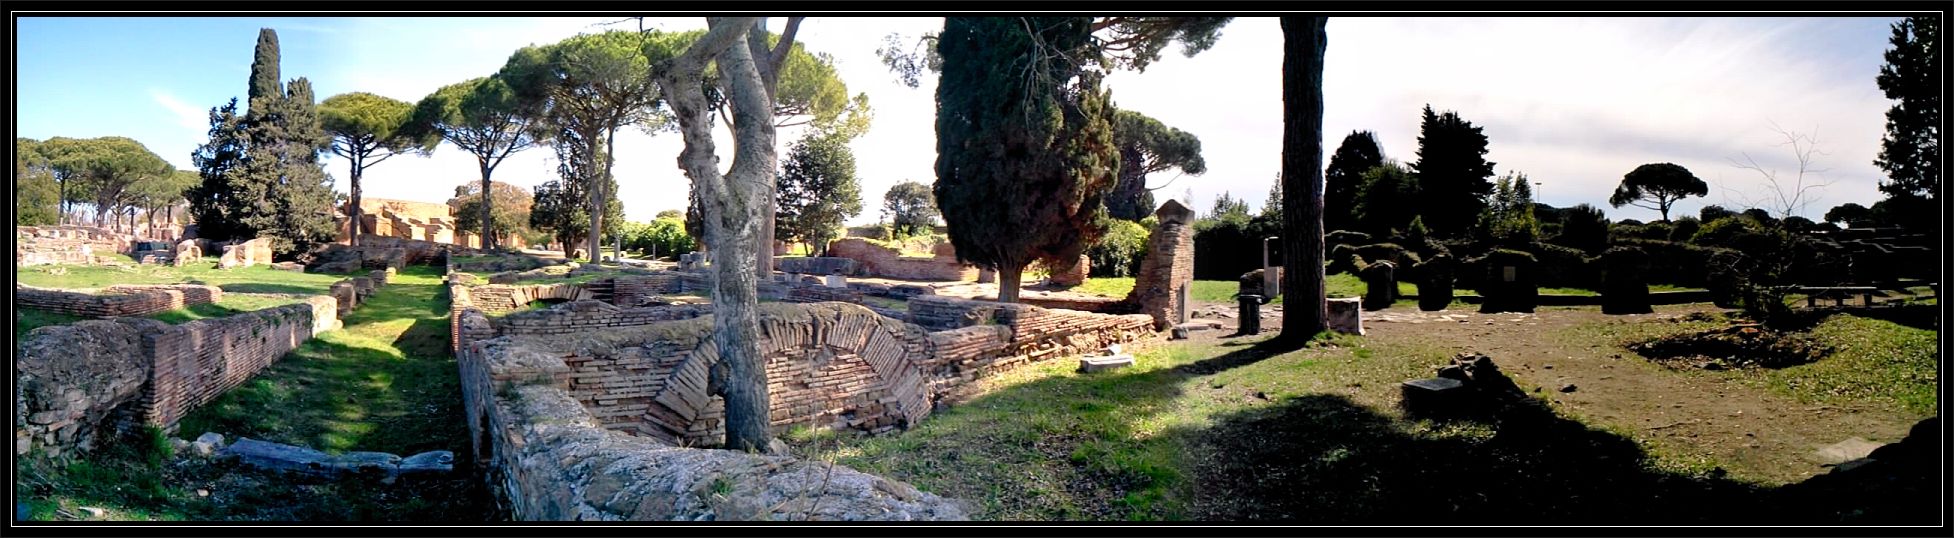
<box><xmin>1181</xmin><ymin>300</ymin><xmax>1926</xmax><ymax>486</ymax></box>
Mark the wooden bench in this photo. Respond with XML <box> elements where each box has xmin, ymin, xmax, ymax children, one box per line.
<box><xmin>1800</xmin><ymin>286</ymin><xmax>1878</xmax><ymax>307</ymax></box>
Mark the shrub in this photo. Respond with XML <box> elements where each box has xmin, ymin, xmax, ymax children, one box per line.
<box><xmin>1354</xmin><ymin>242</ymin><xmax>1422</xmax><ymax>269</ymax></box>
<box><xmin>1528</xmin><ymin>241</ymin><xmax>1598</xmax><ymax>289</ymax></box>
<box><xmin>1328</xmin><ymin>244</ymin><xmax>1364</xmax><ymax>275</ymax></box>
<box><xmin>1193</xmin><ymin>213</ymin><xmax>1282</xmax><ymax>280</ymax></box>
<box><xmin>1698</xmin><ymin>205</ymin><xmax>1736</xmax><ymax>223</ymax></box>
<box><xmin>1086</xmin><ymin>218</ymin><xmax>1151</xmax><ymax>278</ymax></box>
<box><xmin>1611</xmin><ymin>238</ymin><xmax>1726</xmax><ymax>288</ymax></box>
<box><xmin>1550</xmin><ymin>203</ymin><xmax>1610</xmax><ymax>255</ymax></box>
<box><xmin>1610</xmin><ymin>221</ymin><xmax>1671</xmax><ymax>243</ymax></box>
<box><xmin>1325</xmin><ymin>230</ymin><xmax>1372</xmax><ymax>249</ymax></box>
<box><xmin>1666</xmin><ymin>217</ymin><xmax>1701</xmax><ymax>243</ymax></box>
<box><xmin>1689</xmin><ymin>216</ymin><xmax>1762</xmax><ymax>248</ymax></box>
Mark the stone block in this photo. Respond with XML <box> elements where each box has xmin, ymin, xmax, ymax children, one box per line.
<box><xmin>1078</xmin><ymin>354</ymin><xmax>1135</xmax><ymax>373</ymax></box>
<box><xmin>1326</xmin><ymin>297</ymin><xmax>1364</xmax><ymax>335</ymax></box>
<box><xmin>1399</xmin><ymin>377</ymin><xmax>1468</xmax><ymax>418</ymax></box>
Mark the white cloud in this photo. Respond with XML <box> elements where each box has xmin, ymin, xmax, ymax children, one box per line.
<box><xmin>149</xmin><ymin>88</ymin><xmax>208</xmax><ymax>131</ymax></box>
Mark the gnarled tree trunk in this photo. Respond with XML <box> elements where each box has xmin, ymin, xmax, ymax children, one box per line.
<box><xmin>660</xmin><ymin>17</ymin><xmax>774</xmax><ymax>452</ymax></box>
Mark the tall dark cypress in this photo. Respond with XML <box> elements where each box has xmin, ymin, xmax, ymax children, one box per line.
<box><xmin>1323</xmin><ymin>130</ymin><xmax>1383</xmax><ymax>233</ymax></box>
<box><xmin>247</xmin><ymin>29</ymin><xmax>282</xmax><ymax>113</ymax></box>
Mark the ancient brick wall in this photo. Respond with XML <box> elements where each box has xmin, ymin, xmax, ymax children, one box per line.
<box><xmin>465</xmin><ymin>282</ymin><xmax>595</xmax><ymax>313</ymax></box>
<box><xmin>16</xmin><ymin>284</ymin><xmax>223</xmax><ymax>318</ymax></box>
<box><xmin>496</xmin><ymin>302</ymin><xmax>710</xmax><ymax>336</ymax></box>
<box><xmin>786</xmin><ymin>285</ymin><xmax>865</xmax><ymax>304</ymax></box>
<box><xmin>613</xmin><ymin>273</ymin><xmax>686</xmax><ymax>306</ymax></box>
<box><xmin>827</xmin><ymin>238</ymin><xmax>976</xmax><ymax>281</ymax></box>
<box><xmin>16</xmin><ymin>225</ymin><xmax>138</xmax><ymax>266</ymax></box>
<box><xmin>1126</xmin><ymin>200</ymin><xmax>1197</xmax><ymax>329</ymax></box>
<box><xmin>16</xmin><ymin>296</ymin><xmax>341</xmax><ymax>457</ymax></box>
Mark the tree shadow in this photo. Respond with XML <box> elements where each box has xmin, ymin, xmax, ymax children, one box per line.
<box><xmin>1839</xmin><ymin>303</ymin><xmax>1940</xmax><ymax>332</ymax></box>
<box><xmin>1181</xmin><ymin>389</ymin><xmax>1938</xmax><ymax>525</ymax></box>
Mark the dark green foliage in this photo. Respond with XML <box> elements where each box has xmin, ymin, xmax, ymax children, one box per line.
<box><xmin>1698</xmin><ymin>205</ymin><xmax>1736</xmax><ymax>223</ymax></box>
<box><xmin>1325</xmin><ymin>230</ymin><xmax>1371</xmax><ymax>249</ymax></box>
<box><xmin>776</xmin><ymin>132</ymin><xmax>863</xmax><ymax>254</ymax></box>
<box><xmin>412</xmin><ymin>76</ymin><xmax>547</xmax><ymax>250</ymax></box>
<box><xmin>1353</xmin><ymin>162</ymin><xmax>1419</xmax><ymax>238</ymax></box>
<box><xmin>881</xmin><ymin>180</ymin><xmax>939</xmax><ymax>238</ymax></box>
<box><xmin>247</xmin><ymin>28</ymin><xmax>281</xmax><ymax>110</ymax></box>
<box><xmin>1324</xmin><ymin>130</ymin><xmax>1383</xmax><ymax>234</ymax></box>
<box><xmin>1781</xmin><ymin>216</ymin><xmax>1819</xmax><ymax>234</ymax></box>
<box><xmin>1547</xmin><ymin>203</ymin><xmax>1609</xmax><ymax>255</ymax></box>
<box><xmin>1610</xmin><ymin>221</ymin><xmax>1672</xmax><ymax>243</ymax></box>
<box><xmin>1086</xmin><ymin>217</ymin><xmax>1151</xmax><ymax>278</ymax></box>
<box><xmin>1193</xmin><ymin>194</ymin><xmax>1284</xmax><ymax>281</ymax></box>
<box><xmin>1094</xmin><ymin>17</ymin><xmax>1235</xmax><ymax>72</ymax></box>
<box><xmin>1703</xmin><ymin>227</ymin><xmax>1803</xmax><ymax>326</ymax></box>
<box><xmin>1822</xmin><ymin>203</ymin><xmax>1872</xmax><ymax>226</ymax></box>
<box><xmin>1740</xmin><ymin>208</ymin><xmax>1777</xmax><ymax>228</ymax></box>
<box><xmin>15</xmin><ymin>138</ymin><xmax>60</xmax><ymax>225</ymax></box>
<box><xmin>1689</xmin><ymin>216</ymin><xmax>1763</xmax><ymax>248</ymax></box>
<box><xmin>1527</xmin><ymin>241</ymin><xmax>1598</xmax><ymax>290</ymax></box>
<box><xmin>1354</xmin><ymin>243</ymin><xmax>1421</xmax><ymax>270</ymax></box>
<box><xmin>189</xmin><ymin>33</ymin><xmax>338</xmax><ymax>258</ymax></box>
<box><xmin>1327</xmin><ymin>243</ymin><xmax>1363</xmax><ymax>275</ymax></box>
<box><xmin>1608</xmin><ymin>163</ymin><xmax>1707</xmax><ymax>222</ymax></box>
<box><xmin>933</xmin><ymin>17</ymin><xmax>1116</xmax><ymax>301</ymax></box>
<box><xmin>1411</xmin><ymin>105</ymin><xmax>1496</xmax><ymax>238</ymax></box>
<box><xmin>1105</xmin><ymin>109</ymin><xmax>1206</xmax><ymax>221</ymax></box>
<box><xmin>1874</xmin><ymin>17</ymin><xmax>1939</xmax><ymax>201</ymax></box>
<box><xmin>1666</xmin><ymin>217</ymin><xmax>1701</xmax><ymax>243</ymax></box>
<box><xmin>1613</xmin><ymin>238</ymin><xmax>1727</xmax><ymax>288</ymax></box>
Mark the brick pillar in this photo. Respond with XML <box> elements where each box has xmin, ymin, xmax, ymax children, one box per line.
<box><xmin>1125</xmin><ymin>200</ymin><xmax>1196</xmax><ymax>330</ymax></box>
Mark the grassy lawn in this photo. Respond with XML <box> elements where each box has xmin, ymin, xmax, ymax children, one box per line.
<box><xmin>788</xmin><ymin>329</ymin><xmax>1792</xmax><ymax>522</ymax></box>
<box><xmin>16</xmin><ymin>264</ymin><xmax>493</xmax><ymax>521</ymax></box>
<box><xmin>17</xmin><ymin>262</ymin><xmax>351</xmax><ymax>295</ymax></box>
<box><xmin>1585</xmin><ymin>310</ymin><xmax>1939</xmax><ymax>416</ymax></box>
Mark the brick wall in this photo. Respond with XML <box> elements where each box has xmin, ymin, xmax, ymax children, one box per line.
<box><xmin>464</xmin><ymin>282</ymin><xmax>594</xmax><ymax>313</ymax></box>
<box><xmin>16</xmin><ymin>284</ymin><xmax>223</xmax><ymax>318</ymax></box>
<box><xmin>16</xmin><ymin>296</ymin><xmax>341</xmax><ymax>457</ymax></box>
<box><xmin>787</xmin><ymin>285</ymin><xmax>864</xmax><ymax>304</ymax></box>
<box><xmin>828</xmin><ymin>239</ymin><xmax>976</xmax><ymax>281</ymax></box>
<box><xmin>613</xmin><ymin>273</ymin><xmax>685</xmax><ymax>306</ymax></box>
<box><xmin>497</xmin><ymin>302</ymin><xmax>710</xmax><ymax>336</ymax></box>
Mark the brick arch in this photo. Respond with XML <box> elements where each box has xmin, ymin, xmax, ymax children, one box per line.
<box><xmin>640</xmin><ymin>304</ymin><xmax>933</xmax><ymax>447</ymax></box>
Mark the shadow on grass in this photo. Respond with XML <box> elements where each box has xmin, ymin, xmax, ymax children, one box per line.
<box><xmin>216</xmin><ymin>283</ymin><xmax>326</xmax><ymax>295</ymax></box>
<box><xmin>1841</xmin><ymin>303</ymin><xmax>1940</xmax><ymax>332</ymax></box>
<box><xmin>1182</xmin><ymin>389</ymin><xmax>1937</xmax><ymax>524</ymax></box>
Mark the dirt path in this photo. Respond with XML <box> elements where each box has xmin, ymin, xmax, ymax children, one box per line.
<box><xmin>1220</xmin><ymin>302</ymin><xmax>1923</xmax><ymax>485</ymax></box>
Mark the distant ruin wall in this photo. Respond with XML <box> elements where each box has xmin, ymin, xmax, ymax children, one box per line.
<box><xmin>16</xmin><ymin>225</ymin><xmax>138</xmax><ymax>266</ymax></box>
<box><xmin>827</xmin><ymin>239</ymin><xmax>976</xmax><ymax>282</ymax></box>
<box><xmin>15</xmin><ymin>284</ymin><xmax>224</xmax><ymax>319</ymax></box>
<box><xmin>16</xmin><ymin>296</ymin><xmax>341</xmax><ymax>457</ymax></box>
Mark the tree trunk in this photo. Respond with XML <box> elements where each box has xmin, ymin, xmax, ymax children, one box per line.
<box><xmin>349</xmin><ymin>151</ymin><xmax>364</xmax><ymax>247</ymax></box>
<box><xmin>1278</xmin><ymin>16</ymin><xmax>1330</xmax><ymax>347</ymax></box>
<box><xmin>478</xmin><ymin>158</ymin><xmax>495</xmax><ymax>251</ymax></box>
<box><xmin>662</xmin><ymin>17</ymin><xmax>772</xmax><ymax>452</ymax></box>
<box><xmin>589</xmin><ymin>125</ymin><xmax>620</xmax><ymax>266</ymax></box>
<box><xmin>997</xmin><ymin>262</ymin><xmax>1025</xmax><ymax>303</ymax></box>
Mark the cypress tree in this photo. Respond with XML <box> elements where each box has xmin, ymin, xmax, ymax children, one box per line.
<box><xmin>1411</xmin><ymin>105</ymin><xmax>1496</xmax><ymax>238</ymax></box>
<box><xmin>247</xmin><ymin>28</ymin><xmax>282</xmax><ymax>113</ymax></box>
<box><xmin>933</xmin><ymin>16</ymin><xmax>1118</xmax><ymax>303</ymax></box>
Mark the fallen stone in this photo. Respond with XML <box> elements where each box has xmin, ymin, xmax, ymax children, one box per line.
<box><xmin>225</xmin><ymin>437</ymin><xmax>333</xmax><ymax>475</ymax></box>
<box><xmin>78</xmin><ymin>506</ymin><xmax>105</xmax><ymax>519</ymax></box>
<box><xmin>1400</xmin><ymin>377</ymin><xmax>1468</xmax><ymax>418</ymax></box>
<box><xmin>270</xmin><ymin>262</ymin><xmax>304</xmax><ymax>272</ymax></box>
<box><xmin>1078</xmin><ymin>354</ymin><xmax>1136</xmax><ymax>373</ymax></box>
<box><xmin>1559</xmin><ymin>383</ymin><xmax>1578</xmax><ymax>393</ymax></box>
<box><xmin>1815</xmin><ymin>437</ymin><xmax>1884</xmax><ymax>465</ymax></box>
<box><xmin>398</xmin><ymin>451</ymin><xmax>456</xmax><ymax>475</ymax></box>
<box><xmin>195</xmin><ymin>432</ymin><xmax>225</xmax><ymax>448</ymax></box>
<box><xmin>1175</xmin><ymin>320</ymin><xmax>1224</xmax><ymax>332</ymax></box>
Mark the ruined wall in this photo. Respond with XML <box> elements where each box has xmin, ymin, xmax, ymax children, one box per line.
<box><xmin>466</xmin><ymin>282</ymin><xmax>597</xmax><ymax>313</ymax></box>
<box><xmin>1125</xmin><ymin>200</ymin><xmax>1197</xmax><ymax>329</ymax></box>
<box><xmin>496</xmin><ymin>302</ymin><xmax>710</xmax><ymax>336</ymax></box>
<box><xmin>827</xmin><ymin>239</ymin><xmax>976</xmax><ymax>282</ymax></box>
<box><xmin>15</xmin><ymin>284</ymin><xmax>223</xmax><ymax>318</ymax></box>
<box><xmin>16</xmin><ymin>225</ymin><xmax>137</xmax><ymax>266</ymax></box>
<box><xmin>612</xmin><ymin>273</ymin><xmax>686</xmax><ymax>306</ymax></box>
<box><xmin>16</xmin><ymin>296</ymin><xmax>341</xmax><ymax>457</ymax></box>
<box><xmin>786</xmin><ymin>285</ymin><xmax>864</xmax><ymax>304</ymax></box>
<box><xmin>455</xmin><ymin>338</ymin><xmax>966</xmax><ymax>521</ymax></box>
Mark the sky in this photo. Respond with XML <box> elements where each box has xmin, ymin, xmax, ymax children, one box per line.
<box><xmin>15</xmin><ymin>16</ymin><xmax>1909</xmax><ymax>225</ymax></box>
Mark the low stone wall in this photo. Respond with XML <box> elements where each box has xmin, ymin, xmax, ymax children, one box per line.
<box><xmin>827</xmin><ymin>239</ymin><xmax>976</xmax><ymax>282</ymax></box>
<box><xmin>16</xmin><ymin>284</ymin><xmax>224</xmax><ymax>319</ymax></box>
<box><xmin>1018</xmin><ymin>295</ymin><xmax>1137</xmax><ymax>314</ymax></box>
<box><xmin>775</xmin><ymin>257</ymin><xmax>860</xmax><ymax>276</ymax></box>
<box><xmin>613</xmin><ymin>273</ymin><xmax>686</xmax><ymax>306</ymax></box>
<box><xmin>16</xmin><ymin>296</ymin><xmax>341</xmax><ymax>457</ymax></box>
<box><xmin>787</xmin><ymin>285</ymin><xmax>864</xmax><ymax>304</ymax></box>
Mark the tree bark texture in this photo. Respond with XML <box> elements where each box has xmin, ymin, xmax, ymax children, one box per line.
<box><xmin>349</xmin><ymin>151</ymin><xmax>364</xmax><ymax>246</ymax></box>
<box><xmin>661</xmin><ymin>17</ymin><xmax>773</xmax><ymax>452</ymax></box>
<box><xmin>1278</xmin><ymin>16</ymin><xmax>1329</xmax><ymax>346</ymax></box>
<box><xmin>478</xmin><ymin>158</ymin><xmax>495</xmax><ymax>251</ymax></box>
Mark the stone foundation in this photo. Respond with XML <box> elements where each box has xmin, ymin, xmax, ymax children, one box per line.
<box><xmin>16</xmin><ymin>225</ymin><xmax>138</xmax><ymax>266</ymax></box>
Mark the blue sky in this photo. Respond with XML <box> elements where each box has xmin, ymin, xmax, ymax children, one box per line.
<box><xmin>16</xmin><ymin>16</ymin><xmax>1910</xmax><ymax>224</ymax></box>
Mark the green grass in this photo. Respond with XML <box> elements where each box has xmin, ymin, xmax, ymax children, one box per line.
<box><xmin>1074</xmin><ymin>278</ymin><xmax>1244</xmax><ymax>303</ymax></box>
<box><xmin>17</xmin><ymin>262</ymin><xmax>350</xmax><ymax>296</ymax></box>
<box><xmin>15</xmin><ymin>310</ymin><xmax>85</xmax><ymax>342</ymax></box>
<box><xmin>17</xmin><ymin>264</ymin><xmax>492</xmax><ymax>522</ymax></box>
<box><xmin>1579</xmin><ymin>311</ymin><xmax>1939</xmax><ymax>415</ymax></box>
